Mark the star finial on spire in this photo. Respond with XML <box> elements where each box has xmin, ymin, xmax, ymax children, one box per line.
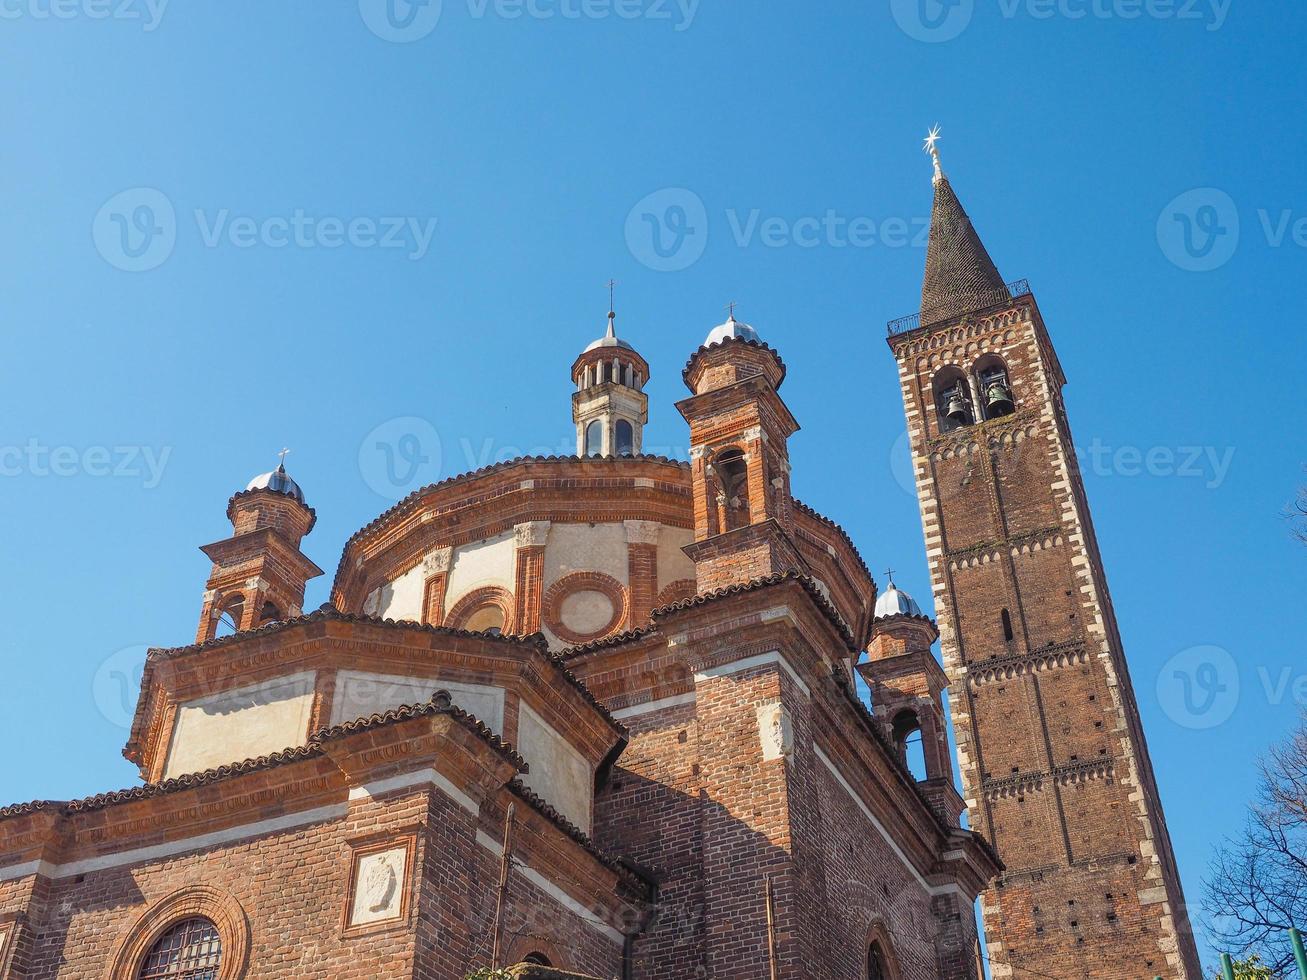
<box><xmin>276</xmin><ymin>447</ymin><xmax>291</xmax><ymax>472</ymax></box>
<box><xmin>923</xmin><ymin>124</ymin><xmax>944</xmax><ymax>183</ymax></box>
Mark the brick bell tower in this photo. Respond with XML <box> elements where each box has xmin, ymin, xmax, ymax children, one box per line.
<box><xmin>195</xmin><ymin>457</ymin><xmax>323</xmax><ymax>642</ymax></box>
<box><xmin>676</xmin><ymin>311</ymin><xmax>805</xmax><ymax>591</ymax></box>
<box><xmin>887</xmin><ymin>133</ymin><xmax>1201</xmax><ymax>978</ymax></box>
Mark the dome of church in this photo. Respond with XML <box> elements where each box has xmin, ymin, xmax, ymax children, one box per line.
<box><xmin>245</xmin><ymin>462</ymin><xmax>306</xmax><ymax>504</ymax></box>
<box><xmin>584</xmin><ymin>312</ymin><xmax>636</xmax><ymax>352</ymax></box>
<box><xmin>874</xmin><ymin>579</ymin><xmax>923</xmax><ymax>619</ymax></box>
<box><xmin>703</xmin><ymin>314</ymin><xmax>760</xmax><ymax>347</ymax></box>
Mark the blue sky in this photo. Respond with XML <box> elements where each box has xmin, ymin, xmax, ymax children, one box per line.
<box><xmin>2</xmin><ymin>0</ymin><xmax>1304</xmax><ymax>969</ymax></box>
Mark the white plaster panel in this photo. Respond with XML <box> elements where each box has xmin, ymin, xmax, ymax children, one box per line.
<box><xmin>543</xmin><ymin>523</ymin><xmax>628</xmax><ymax>588</ymax></box>
<box><xmin>165</xmin><ymin>672</ymin><xmax>317</xmax><ymax>778</ymax></box>
<box><xmin>657</xmin><ymin>525</ymin><xmax>696</xmax><ymax>587</ymax></box>
<box><xmin>446</xmin><ymin>531</ymin><xmax>517</xmax><ymax>604</ymax></box>
<box><xmin>331</xmin><ymin>670</ymin><xmax>505</xmax><ymax>733</ymax></box>
<box><xmin>517</xmin><ymin>701</ymin><xmax>593</xmax><ymax>833</ymax></box>
<box><xmin>560</xmin><ymin>590</ymin><xmax>615</xmax><ymax>634</ymax></box>
<box><xmin>371</xmin><ymin>561</ymin><xmax>426</xmax><ymax>622</ymax></box>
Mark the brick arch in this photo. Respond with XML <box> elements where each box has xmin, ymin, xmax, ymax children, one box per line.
<box><xmin>444</xmin><ymin>585</ymin><xmax>516</xmax><ymax>634</ymax></box>
<box><xmin>655</xmin><ymin>578</ymin><xmax>697</xmax><ymax>609</ymax></box>
<box><xmin>106</xmin><ymin>885</ymin><xmax>250</xmax><ymax>980</ymax></box>
<box><xmin>542</xmin><ymin>571</ymin><xmax>628</xmax><ymax>645</ymax></box>
<box><xmin>506</xmin><ymin>934</ymin><xmax>566</xmax><ymax>970</ymax></box>
<box><xmin>864</xmin><ymin>920</ymin><xmax>903</xmax><ymax>980</ymax></box>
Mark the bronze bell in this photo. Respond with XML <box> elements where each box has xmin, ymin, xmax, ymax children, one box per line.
<box><xmin>985</xmin><ymin>381</ymin><xmax>1015</xmax><ymax>416</ymax></box>
<box><xmin>944</xmin><ymin>390</ymin><xmax>970</xmax><ymax>425</ymax></box>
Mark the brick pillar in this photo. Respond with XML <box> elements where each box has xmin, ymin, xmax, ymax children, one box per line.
<box><xmin>421</xmin><ymin>547</ymin><xmax>453</xmax><ymax>626</ymax></box>
<box><xmin>513</xmin><ymin>522</ymin><xmax>550</xmax><ymax>634</ymax></box>
<box><xmin>693</xmin><ymin>659</ymin><xmax>808</xmax><ymax>978</ymax></box>
<box><xmin>624</xmin><ymin>520</ymin><xmax>661</xmax><ymax>628</ymax></box>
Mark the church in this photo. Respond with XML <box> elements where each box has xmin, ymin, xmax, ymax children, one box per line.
<box><xmin>0</xmin><ymin>141</ymin><xmax>1201</xmax><ymax>979</ymax></box>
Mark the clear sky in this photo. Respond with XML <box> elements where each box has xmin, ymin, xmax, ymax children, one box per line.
<box><xmin>1</xmin><ymin>0</ymin><xmax>1303</xmax><ymax>970</ymax></box>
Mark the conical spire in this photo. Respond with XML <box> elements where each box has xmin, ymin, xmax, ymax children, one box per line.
<box><xmin>919</xmin><ymin>128</ymin><xmax>1008</xmax><ymax>326</ymax></box>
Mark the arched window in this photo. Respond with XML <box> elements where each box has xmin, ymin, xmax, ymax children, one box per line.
<box><xmin>891</xmin><ymin>710</ymin><xmax>928</xmax><ymax>782</ymax></box>
<box><xmin>258</xmin><ymin>601</ymin><xmax>281</xmax><ymax>627</ymax></box>
<box><xmin>522</xmin><ymin>952</ymin><xmax>552</xmax><ymax>966</ymax></box>
<box><xmin>932</xmin><ymin>367</ymin><xmax>973</xmax><ymax>433</ymax></box>
<box><xmin>584</xmin><ymin>420</ymin><xmax>603</xmax><ymax>457</ymax></box>
<box><xmin>462</xmin><ymin>604</ymin><xmax>505</xmax><ymax>635</ymax></box>
<box><xmin>615</xmin><ymin>420</ymin><xmax>635</xmax><ymax>457</ymax></box>
<box><xmin>1001</xmin><ymin>607</ymin><xmax>1014</xmax><ymax>642</ymax></box>
<box><xmin>137</xmin><ymin>918</ymin><xmax>222</xmax><ymax>979</ymax></box>
<box><xmin>213</xmin><ymin>595</ymin><xmax>244</xmax><ymax>639</ymax></box>
<box><xmin>867</xmin><ymin>941</ymin><xmax>890</xmax><ymax>980</ymax></box>
<box><xmin>710</xmin><ymin>447</ymin><xmax>751</xmax><ymax>531</ymax></box>
<box><xmin>974</xmin><ymin>354</ymin><xmax>1015</xmax><ymax>420</ymax></box>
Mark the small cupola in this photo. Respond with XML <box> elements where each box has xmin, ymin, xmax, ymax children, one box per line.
<box><xmin>873</xmin><ymin>574</ymin><xmax>924</xmax><ymax>620</ymax></box>
<box><xmin>683</xmin><ymin>309</ymin><xmax>785</xmax><ymax>396</ymax></box>
<box><xmin>571</xmin><ymin>301</ymin><xmax>650</xmax><ymax>458</ymax></box>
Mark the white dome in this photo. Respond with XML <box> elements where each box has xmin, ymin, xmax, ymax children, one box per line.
<box><xmin>584</xmin><ymin>312</ymin><xmax>636</xmax><ymax>353</ymax></box>
<box><xmin>703</xmin><ymin>315</ymin><xmax>760</xmax><ymax>347</ymax></box>
<box><xmin>245</xmin><ymin>463</ymin><xmax>305</xmax><ymax>504</ymax></box>
<box><xmin>874</xmin><ymin>580</ymin><xmax>923</xmax><ymax>619</ymax></box>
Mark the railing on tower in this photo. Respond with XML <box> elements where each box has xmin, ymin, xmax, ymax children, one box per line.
<box><xmin>886</xmin><ymin>279</ymin><xmax>1031</xmax><ymax>337</ymax></box>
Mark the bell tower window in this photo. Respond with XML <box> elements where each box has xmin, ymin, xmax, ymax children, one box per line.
<box><xmin>932</xmin><ymin>367</ymin><xmax>974</xmax><ymax>432</ymax></box>
<box><xmin>891</xmin><ymin>709</ymin><xmax>927</xmax><ymax>781</ymax></box>
<box><xmin>710</xmin><ymin>447</ymin><xmax>751</xmax><ymax>532</ymax></box>
<box><xmin>975</xmin><ymin>354</ymin><xmax>1015</xmax><ymax>419</ymax></box>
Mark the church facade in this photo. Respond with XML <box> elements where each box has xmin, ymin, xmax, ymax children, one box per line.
<box><xmin>0</xmin><ymin>146</ymin><xmax>1197</xmax><ymax>979</ymax></box>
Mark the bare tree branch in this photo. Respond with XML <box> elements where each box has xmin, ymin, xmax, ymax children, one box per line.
<box><xmin>1204</xmin><ymin>712</ymin><xmax>1307</xmax><ymax>975</ymax></box>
